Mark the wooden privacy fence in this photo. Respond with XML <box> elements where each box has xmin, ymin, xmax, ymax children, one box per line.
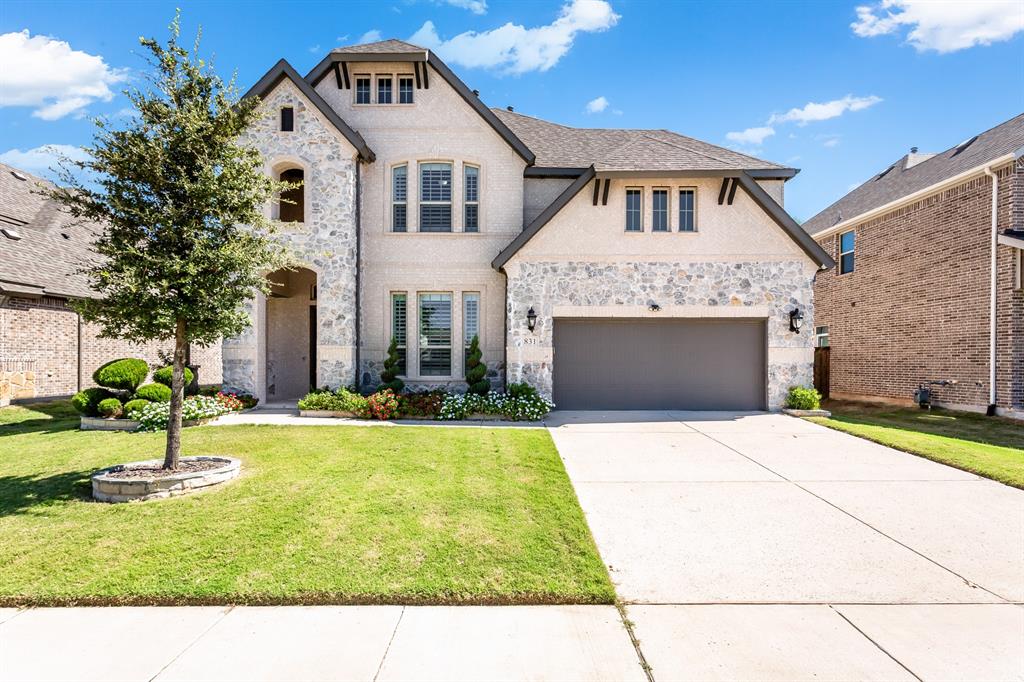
<box><xmin>813</xmin><ymin>346</ymin><xmax>830</xmax><ymax>399</ymax></box>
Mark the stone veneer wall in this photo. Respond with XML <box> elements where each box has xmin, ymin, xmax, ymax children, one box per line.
<box><xmin>504</xmin><ymin>259</ymin><xmax>816</xmax><ymax>410</ymax></box>
<box><xmin>223</xmin><ymin>80</ymin><xmax>359</xmax><ymax>398</ymax></box>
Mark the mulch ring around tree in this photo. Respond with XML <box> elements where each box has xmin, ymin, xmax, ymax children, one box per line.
<box><xmin>102</xmin><ymin>459</ymin><xmax>226</xmax><ymax>479</ymax></box>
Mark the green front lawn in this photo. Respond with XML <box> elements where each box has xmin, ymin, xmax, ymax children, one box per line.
<box><xmin>0</xmin><ymin>401</ymin><xmax>613</xmax><ymax>606</ymax></box>
<box><xmin>810</xmin><ymin>400</ymin><xmax>1024</xmax><ymax>489</ymax></box>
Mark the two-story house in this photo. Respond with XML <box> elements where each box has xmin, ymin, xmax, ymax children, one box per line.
<box><xmin>222</xmin><ymin>39</ymin><xmax>834</xmax><ymax>411</ymax></box>
<box><xmin>806</xmin><ymin>113</ymin><xmax>1024</xmax><ymax>418</ymax></box>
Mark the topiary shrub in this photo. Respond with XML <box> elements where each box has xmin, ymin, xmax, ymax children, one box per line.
<box><xmin>135</xmin><ymin>382</ymin><xmax>172</xmax><ymax>402</ymax></box>
<box><xmin>152</xmin><ymin>365</ymin><xmax>194</xmax><ymax>388</ymax></box>
<box><xmin>506</xmin><ymin>381</ymin><xmax>539</xmax><ymax>401</ymax></box>
<box><xmin>71</xmin><ymin>387</ymin><xmax>115</xmax><ymax>416</ymax></box>
<box><xmin>378</xmin><ymin>337</ymin><xmax>405</xmax><ymax>393</ymax></box>
<box><xmin>464</xmin><ymin>334</ymin><xmax>489</xmax><ymax>395</ymax></box>
<box><xmin>97</xmin><ymin>397</ymin><xmax>124</xmax><ymax>418</ymax></box>
<box><xmin>123</xmin><ymin>399</ymin><xmax>150</xmax><ymax>417</ymax></box>
<box><xmin>785</xmin><ymin>386</ymin><xmax>822</xmax><ymax>410</ymax></box>
<box><xmin>92</xmin><ymin>358</ymin><xmax>149</xmax><ymax>393</ymax></box>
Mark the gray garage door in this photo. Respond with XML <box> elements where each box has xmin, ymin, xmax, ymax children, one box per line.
<box><xmin>552</xmin><ymin>318</ymin><xmax>766</xmax><ymax>410</ymax></box>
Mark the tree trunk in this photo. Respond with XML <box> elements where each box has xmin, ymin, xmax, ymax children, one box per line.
<box><xmin>163</xmin><ymin>318</ymin><xmax>188</xmax><ymax>470</ymax></box>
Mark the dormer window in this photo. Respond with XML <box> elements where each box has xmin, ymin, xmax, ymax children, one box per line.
<box><xmin>280</xmin><ymin>107</ymin><xmax>294</xmax><ymax>132</ymax></box>
<box><xmin>399</xmin><ymin>77</ymin><xmax>414</xmax><ymax>104</ymax></box>
<box><xmin>355</xmin><ymin>77</ymin><xmax>371</xmax><ymax>105</ymax></box>
<box><xmin>377</xmin><ymin>77</ymin><xmax>393</xmax><ymax>104</ymax></box>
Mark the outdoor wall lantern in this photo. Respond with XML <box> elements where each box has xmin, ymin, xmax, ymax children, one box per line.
<box><xmin>648</xmin><ymin>303</ymin><xmax>661</xmax><ymax>312</ymax></box>
<box><xmin>789</xmin><ymin>307</ymin><xmax>804</xmax><ymax>333</ymax></box>
<box><xmin>526</xmin><ymin>306</ymin><xmax>538</xmax><ymax>333</ymax></box>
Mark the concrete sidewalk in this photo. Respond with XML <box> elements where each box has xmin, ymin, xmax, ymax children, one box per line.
<box><xmin>0</xmin><ymin>605</ymin><xmax>646</xmax><ymax>682</ymax></box>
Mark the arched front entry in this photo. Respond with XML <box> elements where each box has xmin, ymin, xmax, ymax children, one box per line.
<box><xmin>264</xmin><ymin>267</ymin><xmax>317</xmax><ymax>401</ymax></box>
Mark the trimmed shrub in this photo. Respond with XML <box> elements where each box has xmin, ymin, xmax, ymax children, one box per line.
<box><xmin>396</xmin><ymin>390</ymin><xmax>446</xmax><ymax>418</ymax></box>
<box><xmin>92</xmin><ymin>358</ymin><xmax>149</xmax><ymax>393</ymax></box>
<box><xmin>97</xmin><ymin>397</ymin><xmax>124</xmax><ymax>418</ymax></box>
<box><xmin>378</xmin><ymin>337</ymin><xmax>405</xmax><ymax>393</ymax></box>
<box><xmin>152</xmin><ymin>365</ymin><xmax>194</xmax><ymax>388</ymax></box>
<box><xmin>71</xmin><ymin>387</ymin><xmax>114</xmax><ymax>416</ymax></box>
<box><xmin>506</xmin><ymin>381</ymin><xmax>539</xmax><ymax>401</ymax></box>
<box><xmin>785</xmin><ymin>386</ymin><xmax>822</xmax><ymax>410</ymax></box>
<box><xmin>135</xmin><ymin>382</ymin><xmax>172</xmax><ymax>402</ymax></box>
<box><xmin>297</xmin><ymin>387</ymin><xmax>368</xmax><ymax>415</ymax></box>
<box><xmin>464</xmin><ymin>334</ymin><xmax>489</xmax><ymax>395</ymax></box>
<box><xmin>123</xmin><ymin>399</ymin><xmax>150</xmax><ymax>417</ymax></box>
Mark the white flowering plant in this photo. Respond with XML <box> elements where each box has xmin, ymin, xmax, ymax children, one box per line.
<box><xmin>438</xmin><ymin>389</ymin><xmax>554</xmax><ymax>421</ymax></box>
<box><xmin>129</xmin><ymin>395</ymin><xmax>232</xmax><ymax>432</ymax></box>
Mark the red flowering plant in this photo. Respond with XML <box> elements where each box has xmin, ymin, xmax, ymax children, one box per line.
<box><xmin>396</xmin><ymin>390</ymin><xmax>447</xmax><ymax>418</ymax></box>
<box><xmin>214</xmin><ymin>391</ymin><xmax>243</xmax><ymax>412</ymax></box>
<box><xmin>366</xmin><ymin>388</ymin><xmax>400</xmax><ymax>420</ymax></box>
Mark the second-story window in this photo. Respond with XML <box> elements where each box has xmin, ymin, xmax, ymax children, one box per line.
<box><xmin>355</xmin><ymin>77</ymin><xmax>371</xmax><ymax>104</ymax></box>
<box><xmin>280</xmin><ymin>107</ymin><xmax>294</xmax><ymax>132</ymax></box>
<box><xmin>652</xmin><ymin>188</ymin><xmax>669</xmax><ymax>232</ymax></box>
<box><xmin>625</xmin><ymin>188</ymin><xmax>643</xmax><ymax>232</ymax></box>
<box><xmin>419</xmin><ymin>163</ymin><xmax>452</xmax><ymax>232</ymax></box>
<box><xmin>377</xmin><ymin>76</ymin><xmax>392</xmax><ymax>104</ymax></box>
<box><xmin>399</xmin><ymin>77</ymin><xmax>414</xmax><ymax>104</ymax></box>
<box><xmin>679</xmin><ymin>188</ymin><xmax>696</xmax><ymax>231</ymax></box>
<box><xmin>464</xmin><ymin>165</ymin><xmax>479</xmax><ymax>232</ymax></box>
<box><xmin>839</xmin><ymin>230</ymin><xmax>855</xmax><ymax>274</ymax></box>
<box><xmin>392</xmin><ymin>165</ymin><xmax>407</xmax><ymax>232</ymax></box>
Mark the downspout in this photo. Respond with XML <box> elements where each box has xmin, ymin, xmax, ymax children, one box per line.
<box><xmin>983</xmin><ymin>165</ymin><xmax>998</xmax><ymax>416</ymax></box>
<box><xmin>76</xmin><ymin>310</ymin><xmax>82</xmax><ymax>393</ymax></box>
<box><xmin>354</xmin><ymin>160</ymin><xmax>362</xmax><ymax>392</ymax></box>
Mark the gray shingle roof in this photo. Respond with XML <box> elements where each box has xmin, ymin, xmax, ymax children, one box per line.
<box><xmin>332</xmin><ymin>39</ymin><xmax>427</xmax><ymax>55</ymax></box>
<box><xmin>492</xmin><ymin>109</ymin><xmax>791</xmax><ymax>173</ymax></box>
<box><xmin>0</xmin><ymin>162</ymin><xmax>100</xmax><ymax>299</ymax></box>
<box><xmin>804</xmin><ymin>113</ymin><xmax>1024</xmax><ymax>235</ymax></box>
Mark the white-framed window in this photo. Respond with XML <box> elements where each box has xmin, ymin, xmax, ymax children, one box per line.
<box><xmin>678</xmin><ymin>187</ymin><xmax>696</xmax><ymax>232</ymax></box>
<box><xmin>391</xmin><ymin>292</ymin><xmax>408</xmax><ymax>375</ymax></box>
<box><xmin>815</xmin><ymin>325</ymin><xmax>829</xmax><ymax>348</ymax></box>
<box><xmin>419</xmin><ymin>162</ymin><xmax>452</xmax><ymax>232</ymax></box>
<box><xmin>1015</xmin><ymin>249</ymin><xmax>1023</xmax><ymax>290</ymax></box>
<box><xmin>377</xmin><ymin>76</ymin><xmax>393</xmax><ymax>104</ymax></box>
<box><xmin>280</xmin><ymin>107</ymin><xmax>294</xmax><ymax>132</ymax></box>
<box><xmin>652</xmin><ymin>188</ymin><xmax>669</xmax><ymax>232</ymax></box>
<box><xmin>355</xmin><ymin>76</ymin><xmax>371</xmax><ymax>105</ymax></box>
<box><xmin>399</xmin><ymin>76</ymin><xmax>414</xmax><ymax>104</ymax></box>
<box><xmin>464</xmin><ymin>164</ymin><xmax>479</xmax><ymax>233</ymax></box>
<box><xmin>392</xmin><ymin>164</ymin><xmax>407</xmax><ymax>232</ymax></box>
<box><xmin>625</xmin><ymin>188</ymin><xmax>643</xmax><ymax>232</ymax></box>
<box><xmin>839</xmin><ymin>230</ymin><xmax>855</xmax><ymax>274</ymax></box>
<box><xmin>463</xmin><ymin>292</ymin><xmax>480</xmax><ymax>367</ymax></box>
<box><xmin>419</xmin><ymin>293</ymin><xmax>452</xmax><ymax>376</ymax></box>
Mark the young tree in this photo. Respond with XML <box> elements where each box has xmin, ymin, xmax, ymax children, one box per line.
<box><xmin>379</xmin><ymin>337</ymin><xmax>405</xmax><ymax>393</ymax></box>
<box><xmin>464</xmin><ymin>335</ymin><xmax>490</xmax><ymax>395</ymax></box>
<box><xmin>47</xmin><ymin>14</ymin><xmax>288</xmax><ymax>469</ymax></box>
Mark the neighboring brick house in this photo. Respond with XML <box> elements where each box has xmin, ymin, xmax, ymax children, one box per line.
<box><xmin>223</xmin><ymin>39</ymin><xmax>834</xmax><ymax>410</ymax></box>
<box><xmin>806</xmin><ymin>114</ymin><xmax>1024</xmax><ymax>418</ymax></box>
<box><xmin>0</xmin><ymin>163</ymin><xmax>222</xmax><ymax>405</ymax></box>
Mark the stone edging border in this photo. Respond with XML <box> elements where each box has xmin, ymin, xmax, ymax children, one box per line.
<box><xmin>92</xmin><ymin>455</ymin><xmax>241</xmax><ymax>503</ymax></box>
<box><xmin>782</xmin><ymin>408</ymin><xmax>832</xmax><ymax>417</ymax></box>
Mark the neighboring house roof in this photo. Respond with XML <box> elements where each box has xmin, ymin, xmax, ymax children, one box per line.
<box><xmin>0</xmin><ymin>163</ymin><xmax>100</xmax><ymax>299</ymax></box>
<box><xmin>303</xmin><ymin>41</ymin><xmax>535</xmax><ymax>165</ymax></box>
<box><xmin>491</xmin><ymin>168</ymin><xmax>834</xmax><ymax>270</ymax></box>
<box><xmin>243</xmin><ymin>59</ymin><xmax>376</xmax><ymax>162</ymax></box>
<box><xmin>805</xmin><ymin>112</ymin><xmax>1024</xmax><ymax>235</ymax></box>
<box><xmin>492</xmin><ymin>109</ymin><xmax>795</xmax><ymax>176</ymax></box>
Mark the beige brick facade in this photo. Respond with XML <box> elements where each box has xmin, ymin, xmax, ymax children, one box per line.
<box><xmin>813</xmin><ymin>163</ymin><xmax>1023</xmax><ymax>414</ymax></box>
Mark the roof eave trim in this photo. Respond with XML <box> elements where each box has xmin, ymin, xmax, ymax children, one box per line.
<box><xmin>523</xmin><ymin>166</ymin><xmax>590</xmax><ymax>178</ymax></box>
<box><xmin>998</xmin><ymin>232</ymin><xmax>1024</xmax><ymax>249</ymax></box>
<box><xmin>735</xmin><ymin>173</ymin><xmax>835</xmax><ymax>269</ymax></box>
<box><xmin>595</xmin><ymin>169</ymin><xmax>793</xmax><ymax>179</ymax></box>
<box><xmin>245</xmin><ymin>59</ymin><xmax>376</xmax><ymax>162</ymax></box>
<box><xmin>809</xmin><ymin>152</ymin><xmax>1016</xmax><ymax>239</ymax></box>
<box><xmin>492</xmin><ymin>165</ymin><xmax>596</xmax><ymax>270</ymax></box>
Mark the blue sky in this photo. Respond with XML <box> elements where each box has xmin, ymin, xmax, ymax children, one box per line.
<box><xmin>1</xmin><ymin>0</ymin><xmax>1022</xmax><ymax>221</ymax></box>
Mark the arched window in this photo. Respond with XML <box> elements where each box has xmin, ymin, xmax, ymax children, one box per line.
<box><xmin>279</xmin><ymin>168</ymin><xmax>304</xmax><ymax>223</ymax></box>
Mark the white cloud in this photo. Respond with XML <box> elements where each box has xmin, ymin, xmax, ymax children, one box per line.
<box><xmin>408</xmin><ymin>0</ymin><xmax>620</xmax><ymax>74</ymax></box>
<box><xmin>585</xmin><ymin>95</ymin><xmax>609</xmax><ymax>113</ymax></box>
<box><xmin>725</xmin><ymin>126</ymin><xmax>776</xmax><ymax>146</ymax></box>
<box><xmin>768</xmin><ymin>95</ymin><xmax>882</xmax><ymax>126</ymax></box>
<box><xmin>0</xmin><ymin>30</ymin><xmax>127</xmax><ymax>120</ymax></box>
<box><xmin>308</xmin><ymin>44</ymin><xmax>321</xmax><ymax>53</ymax></box>
<box><xmin>359</xmin><ymin>29</ymin><xmax>383</xmax><ymax>43</ymax></box>
<box><xmin>852</xmin><ymin>0</ymin><xmax>1024</xmax><ymax>52</ymax></box>
<box><xmin>443</xmin><ymin>0</ymin><xmax>488</xmax><ymax>14</ymax></box>
<box><xmin>822</xmin><ymin>136</ymin><xmax>841</xmax><ymax>148</ymax></box>
<box><xmin>0</xmin><ymin>144</ymin><xmax>89</xmax><ymax>175</ymax></box>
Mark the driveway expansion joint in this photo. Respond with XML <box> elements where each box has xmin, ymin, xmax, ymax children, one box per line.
<box><xmin>150</xmin><ymin>605</ymin><xmax>234</xmax><ymax>682</ymax></box>
<box><xmin>830</xmin><ymin>605</ymin><xmax>924</xmax><ymax>682</ymax></box>
<box><xmin>373</xmin><ymin>605</ymin><xmax>405</xmax><ymax>681</ymax></box>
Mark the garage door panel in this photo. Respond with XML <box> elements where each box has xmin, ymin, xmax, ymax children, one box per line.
<box><xmin>553</xmin><ymin>318</ymin><xmax>765</xmax><ymax>410</ymax></box>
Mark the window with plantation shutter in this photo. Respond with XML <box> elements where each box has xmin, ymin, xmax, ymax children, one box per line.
<box><xmin>464</xmin><ymin>165</ymin><xmax>479</xmax><ymax>232</ymax></box>
<box><xmin>419</xmin><ymin>293</ymin><xmax>452</xmax><ymax>376</ymax></box>
<box><xmin>463</xmin><ymin>292</ymin><xmax>479</xmax><ymax>366</ymax></box>
<box><xmin>391</xmin><ymin>293</ymin><xmax>407</xmax><ymax>375</ymax></box>
<box><xmin>392</xmin><ymin>165</ymin><xmax>407</xmax><ymax>232</ymax></box>
<box><xmin>419</xmin><ymin>163</ymin><xmax>452</xmax><ymax>232</ymax></box>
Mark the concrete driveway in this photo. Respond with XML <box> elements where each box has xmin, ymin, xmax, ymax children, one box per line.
<box><xmin>547</xmin><ymin>411</ymin><xmax>1024</xmax><ymax>681</ymax></box>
